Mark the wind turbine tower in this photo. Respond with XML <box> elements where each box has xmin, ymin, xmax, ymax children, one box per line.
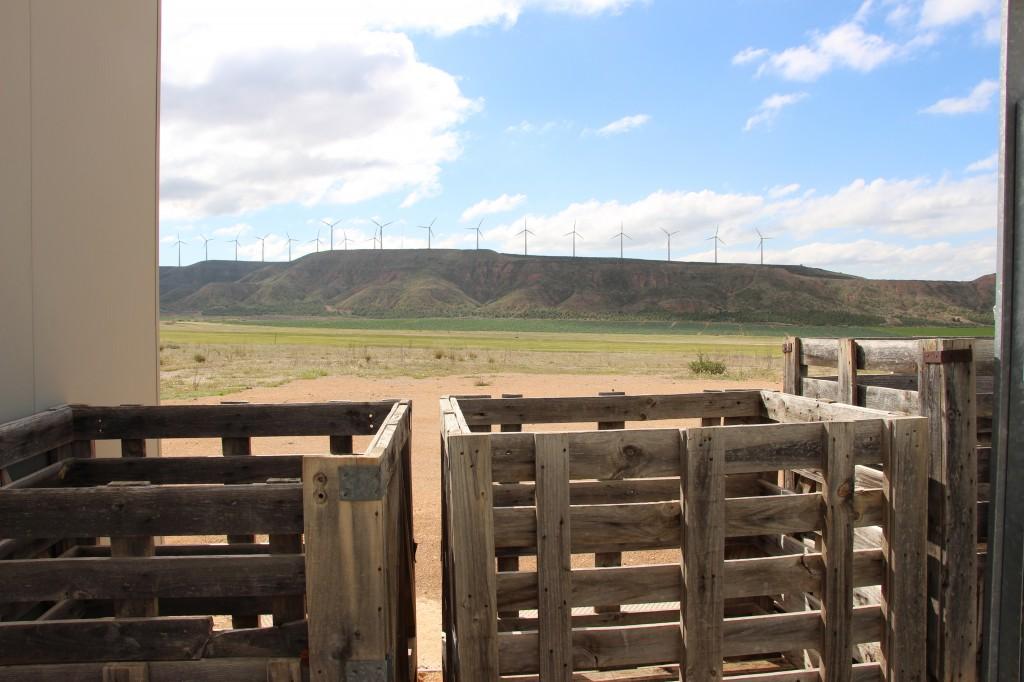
<box><xmin>173</xmin><ymin>234</ymin><xmax>186</xmax><ymax>268</ymax></box>
<box><xmin>339</xmin><ymin>230</ymin><xmax>353</xmax><ymax>250</ymax></box>
<box><xmin>371</xmin><ymin>219</ymin><xmax>393</xmax><ymax>249</ymax></box>
<box><xmin>755</xmin><ymin>228</ymin><xmax>774</xmax><ymax>266</ymax></box>
<box><xmin>611</xmin><ymin>223</ymin><xmax>632</xmax><ymax>260</ymax></box>
<box><xmin>465</xmin><ymin>219</ymin><xmax>484</xmax><ymax>250</ymax></box>
<box><xmin>419</xmin><ymin>218</ymin><xmax>437</xmax><ymax>249</ymax></box>
<box><xmin>517</xmin><ymin>219</ymin><xmax>535</xmax><ymax>256</ymax></box>
<box><xmin>565</xmin><ymin>221</ymin><xmax>583</xmax><ymax>257</ymax></box>
<box><xmin>706</xmin><ymin>225</ymin><xmax>725</xmax><ymax>264</ymax></box>
<box><xmin>321</xmin><ymin>218</ymin><xmax>342</xmax><ymax>251</ymax></box>
<box><xmin>256</xmin><ymin>235</ymin><xmax>269</xmax><ymax>262</ymax></box>
<box><xmin>286</xmin><ymin>233</ymin><xmax>298</xmax><ymax>262</ymax></box>
<box><xmin>227</xmin><ymin>236</ymin><xmax>242</xmax><ymax>262</ymax></box>
<box><xmin>198</xmin><ymin>234</ymin><xmax>213</xmax><ymax>261</ymax></box>
<box><xmin>308</xmin><ymin>229</ymin><xmax>324</xmax><ymax>253</ymax></box>
<box><xmin>660</xmin><ymin>228</ymin><xmax>679</xmax><ymax>262</ymax></box>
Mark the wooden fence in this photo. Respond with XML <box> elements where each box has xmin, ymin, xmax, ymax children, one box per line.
<box><xmin>0</xmin><ymin>400</ymin><xmax>416</xmax><ymax>681</ymax></box>
<box><xmin>783</xmin><ymin>336</ymin><xmax>989</xmax><ymax>681</ymax></box>
<box><xmin>441</xmin><ymin>390</ymin><xmax>928</xmax><ymax>681</ymax></box>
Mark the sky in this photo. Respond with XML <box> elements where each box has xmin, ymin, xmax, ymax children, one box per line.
<box><xmin>159</xmin><ymin>0</ymin><xmax>1001</xmax><ymax>280</ymax></box>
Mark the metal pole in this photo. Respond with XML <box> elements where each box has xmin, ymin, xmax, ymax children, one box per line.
<box><xmin>984</xmin><ymin>3</ymin><xmax>1024</xmax><ymax>679</ymax></box>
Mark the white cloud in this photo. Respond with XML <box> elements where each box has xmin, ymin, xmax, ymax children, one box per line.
<box><xmin>506</xmin><ymin>120</ymin><xmax>560</xmax><ymax>134</ymax></box>
<box><xmin>732</xmin><ymin>47</ymin><xmax>768</xmax><ymax>65</ymax></box>
<box><xmin>768</xmin><ymin>183</ymin><xmax>801</xmax><ymax>199</ymax></box>
<box><xmin>966</xmin><ymin>152</ymin><xmax>998</xmax><ymax>173</ymax></box>
<box><xmin>919</xmin><ymin>0</ymin><xmax>998</xmax><ymax>28</ymax></box>
<box><xmin>160</xmin><ymin>0</ymin><xmax>639</xmax><ymax>222</ymax></box>
<box><xmin>744</xmin><ymin>93</ymin><xmax>808</xmax><ymax>131</ymax></box>
<box><xmin>921</xmin><ymin>78</ymin><xmax>999</xmax><ymax>114</ymax></box>
<box><xmin>461</xmin><ymin>193</ymin><xmax>527</xmax><ymax>222</ymax></box>
<box><xmin>592</xmin><ymin>114</ymin><xmax>651</xmax><ymax>136</ymax></box>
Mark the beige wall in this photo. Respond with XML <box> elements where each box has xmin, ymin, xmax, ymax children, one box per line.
<box><xmin>0</xmin><ymin>0</ymin><xmax>160</xmax><ymax>424</ymax></box>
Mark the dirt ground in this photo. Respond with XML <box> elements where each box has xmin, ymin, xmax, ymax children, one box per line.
<box><xmin>162</xmin><ymin>372</ymin><xmax>779</xmax><ymax>671</ymax></box>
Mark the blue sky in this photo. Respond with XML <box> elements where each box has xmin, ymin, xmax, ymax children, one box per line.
<box><xmin>159</xmin><ymin>0</ymin><xmax>1000</xmax><ymax>279</ymax></box>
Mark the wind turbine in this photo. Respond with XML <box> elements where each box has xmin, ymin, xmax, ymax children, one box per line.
<box><xmin>755</xmin><ymin>228</ymin><xmax>774</xmax><ymax>265</ymax></box>
<box><xmin>320</xmin><ymin>218</ymin><xmax>342</xmax><ymax>251</ymax></box>
<box><xmin>706</xmin><ymin>225</ymin><xmax>725</xmax><ymax>264</ymax></box>
<box><xmin>371</xmin><ymin>219</ymin><xmax>393</xmax><ymax>249</ymax></box>
<box><xmin>255</xmin><ymin>234</ymin><xmax>269</xmax><ymax>262</ymax></box>
<box><xmin>197</xmin><ymin>234</ymin><xmax>213</xmax><ymax>262</ymax></box>
<box><xmin>517</xmin><ymin>218</ymin><xmax>535</xmax><ymax>256</ymax></box>
<box><xmin>173</xmin><ymin>234</ymin><xmax>186</xmax><ymax>268</ymax></box>
<box><xmin>227</xmin><ymin>235</ymin><xmax>242</xmax><ymax>262</ymax></box>
<box><xmin>285</xmin><ymin>233</ymin><xmax>298</xmax><ymax>262</ymax></box>
<box><xmin>465</xmin><ymin>219</ymin><xmax>484</xmax><ymax>250</ymax></box>
<box><xmin>419</xmin><ymin>218</ymin><xmax>437</xmax><ymax>249</ymax></box>
<box><xmin>308</xmin><ymin>228</ymin><xmax>324</xmax><ymax>253</ymax></box>
<box><xmin>339</xmin><ymin>230</ymin><xmax>353</xmax><ymax>250</ymax></box>
<box><xmin>660</xmin><ymin>228</ymin><xmax>679</xmax><ymax>262</ymax></box>
<box><xmin>611</xmin><ymin>223</ymin><xmax>632</xmax><ymax>260</ymax></box>
<box><xmin>565</xmin><ymin>221</ymin><xmax>583</xmax><ymax>257</ymax></box>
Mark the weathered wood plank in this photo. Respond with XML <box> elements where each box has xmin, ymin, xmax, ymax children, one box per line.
<box><xmin>457</xmin><ymin>392</ymin><xmax>764</xmax><ymax>426</ymax></box>
<box><xmin>446</xmin><ymin>433</ymin><xmax>500</xmax><ymax>679</ymax></box>
<box><xmin>0</xmin><ymin>555</ymin><xmax>306</xmax><ymax>601</ymax></box>
<box><xmin>681</xmin><ymin>427</ymin><xmax>724</xmax><ymax>682</ymax></box>
<box><xmin>71</xmin><ymin>402</ymin><xmax>392</xmax><ymax>440</ymax></box>
<box><xmin>0</xmin><ymin>484</ymin><xmax>303</xmax><ymax>538</ymax></box>
<box><xmin>783</xmin><ymin>336</ymin><xmax>803</xmax><ymax>396</ymax></box>
<box><xmin>202</xmin><ymin>619</ymin><xmax>308</xmax><ymax>658</ymax></box>
<box><xmin>820</xmin><ymin>422</ymin><xmax>855</xmax><ymax>682</ymax></box>
<box><xmin>492</xmin><ymin>474</ymin><xmax>763</xmax><ymax>507</ymax></box>
<box><xmin>0</xmin><ymin>658</ymin><xmax>303</xmax><ymax>682</ymax></box>
<box><xmin>0</xmin><ymin>406</ymin><xmax>74</xmax><ymax>469</ymax></box>
<box><xmin>882</xmin><ymin>417</ymin><xmax>928</xmax><ymax>681</ymax></box>
<box><xmin>535</xmin><ymin>433</ymin><xmax>572</xmax><ymax>681</ymax></box>
<box><xmin>303</xmin><ymin>455</ymin><xmax>386</xmax><ymax>681</ymax></box>
<box><xmin>495</xmin><ymin>549</ymin><xmax>883</xmax><ymax>610</ymax></box>
<box><xmin>61</xmin><ymin>455</ymin><xmax>305</xmax><ymax>486</ymax></box>
<box><xmin>838</xmin><ymin>339</ymin><xmax>858</xmax><ymax>406</ymax></box>
<box><xmin>0</xmin><ymin>617</ymin><xmax>213</xmax><ymax>665</ymax></box>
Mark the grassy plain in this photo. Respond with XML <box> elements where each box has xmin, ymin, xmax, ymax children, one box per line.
<box><xmin>159</xmin><ymin>317</ymin><xmax>992</xmax><ymax>400</ymax></box>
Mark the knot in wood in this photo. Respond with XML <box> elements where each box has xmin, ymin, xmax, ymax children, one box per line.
<box><xmin>837</xmin><ymin>481</ymin><xmax>853</xmax><ymax>499</ymax></box>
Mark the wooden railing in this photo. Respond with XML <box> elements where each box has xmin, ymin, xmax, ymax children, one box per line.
<box><xmin>441</xmin><ymin>391</ymin><xmax>928</xmax><ymax>681</ymax></box>
<box><xmin>0</xmin><ymin>400</ymin><xmax>416</xmax><ymax>682</ymax></box>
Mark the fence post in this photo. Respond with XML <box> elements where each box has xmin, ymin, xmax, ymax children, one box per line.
<box><xmin>446</xmin><ymin>433</ymin><xmax>499</xmax><ymax>680</ymax></box>
<box><xmin>820</xmin><ymin>422</ymin><xmax>855</xmax><ymax>682</ymax></box>
<box><xmin>497</xmin><ymin>394</ymin><xmax>523</xmax><ymax>620</ymax></box>
<box><xmin>303</xmin><ymin>455</ymin><xmax>388</xmax><ymax>681</ymax></box>
<box><xmin>783</xmin><ymin>336</ymin><xmax>803</xmax><ymax>396</ymax></box>
<box><xmin>107</xmin><ymin>480</ymin><xmax>157</xmax><ymax>618</ymax></box>
<box><xmin>535</xmin><ymin>433</ymin><xmax>572</xmax><ymax>681</ymax></box>
<box><xmin>680</xmin><ymin>427</ymin><xmax>724</xmax><ymax>682</ymax></box>
<box><xmin>882</xmin><ymin>417</ymin><xmax>928</xmax><ymax>681</ymax></box>
<box><xmin>918</xmin><ymin>338</ymin><xmax>978</xmax><ymax>681</ymax></box>
<box><xmin>221</xmin><ymin>401</ymin><xmax>259</xmax><ymax>629</ymax></box>
<box><xmin>837</xmin><ymin>339</ymin><xmax>858</xmax><ymax>406</ymax></box>
<box><xmin>595</xmin><ymin>391</ymin><xmax>626</xmax><ymax>613</ymax></box>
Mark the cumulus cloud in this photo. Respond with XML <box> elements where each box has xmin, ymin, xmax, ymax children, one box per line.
<box><xmin>919</xmin><ymin>0</ymin><xmax>998</xmax><ymax>29</ymax></box>
<box><xmin>591</xmin><ymin>114</ymin><xmax>651</xmax><ymax>136</ymax></box>
<box><xmin>461</xmin><ymin>193</ymin><xmax>527</xmax><ymax>222</ymax></box>
<box><xmin>921</xmin><ymin>79</ymin><xmax>999</xmax><ymax>114</ymax></box>
<box><xmin>744</xmin><ymin>93</ymin><xmax>808</xmax><ymax>131</ymax></box>
<box><xmin>768</xmin><ymin>183</ymin><xmax>801</xmax><ymax>199</ymax></box>
<box><xmin>732</xmin><ymin>47</ymin><xmax>768</xmax><ymax>65</ymax></box>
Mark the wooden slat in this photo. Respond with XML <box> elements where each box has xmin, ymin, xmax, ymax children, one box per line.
<box><xmin>681</xmin><ymin>427</ymin><xmax>724</xmax><ymax>681</ymax></box>
<box><xmin>303</xmin><ymin>455</ymin><xmax>386</xmax><ymax>681</ymax></box>
<box><xmin>446</xmin><ymin>433</ymin><xmax>500</xmax><ymax>679</ymax></box>
<box><xmin>61</xmin><ymin>455</ymin><xmax>305</xmax><ymax>486</ymax></box>
<box><xmin>859</xmin><ymin>385</ymin><xmax>920</xmax><ymax>414</ymax></box>
<box><xmin>0</xmin><ymin>484</ymin><xmax>303</xmax><ymax>538</ymax></box>
<box><xmin>497</xmin><ymin>606</ymin><xmax>883</xmax><ymax>675</ymax></box>
<box><xmin>728</xmin><ymin>663</ymin><xmax>883</xmax><ymax>681</ymax></box>
<box><xmin>0</xmin><ymin>555</ymin><xmax>306</xmax><ymax>601</ymax></box>
<box><xmin>820</xmin><ymin>421</ymin><xmax>855</xmax><ymax>682</ymax></box>
<box><xmin>75</xmin><ymin>543</ymin><xmax>276</xmax><ymax>557</ymax></box>
<box><xmin>457</xmin><ymin>392</ymin><xmax>764</xmax><ymax>426</ymax></box>
<box><xmin>535</xmin><ymin>433</ymin><xmax>572</xmax><ymax>680</ymax></box>
<box><xmin>71</xmin><ymin>401</ymin><xmax>392</xmax><ymax>439</ymax></box>
<box><xmin>0</xmin><ymin>617</ymin><xmax>213</xmax><ymax>665</ymax></box>
<box><xmin>492</xmin><ymin>474</ymin><xmax>763</xmax><ymax>507</ymax></box>
<box><xmin>838</xmin><ymin>339</ymin><xmax>857</xmax><ymax>405</ymax></box>
<box><xmin>496</xmin><ymin>549</ymin><xmax>884</xmax><ymax>611</ymax></box>
<box><xmin>201</xmin><ymin>619</ymin><xmax>308</xmax><ymax>658</ymax></box>
<box><xmin>882</xmin><ymin>417</ymin><xmax>928</xmax><ymax>681</ymax></box>
<box><xmin>782</xmin><ymin>336</ymin><xmax>803</xmax><ymax>396</ymax></box>
<box><xmin>0</xmin><ymin>406</ymin><xmax>74</xmax><ymax>469</ymax></box>
<box><xmin>0</xmin><ymin>658</ymin><xmax>303</xmax><ymax>682</ymax></box>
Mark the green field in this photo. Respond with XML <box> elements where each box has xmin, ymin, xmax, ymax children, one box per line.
<box><xmin>159</xmin><ymin>318</ymin><xmax>992</xmax><ymax>400</ymax></box>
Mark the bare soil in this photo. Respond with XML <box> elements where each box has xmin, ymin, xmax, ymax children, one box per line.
<box><xmin>163</xmin><ymin>372</ymin><xmax>779</xmax><ymax>670</ymax></box>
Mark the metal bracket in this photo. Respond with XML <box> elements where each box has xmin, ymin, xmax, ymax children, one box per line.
<box><xmin>345</xmin><ymin>658</ymin><xmax>390</xmax><ymax>681</ymax></box>
<box><xmin>339</xmin><ymin>465</ymin><xmax>383</xmax><ymax>501</ymax></box>
<box><xmin>922</xmin><ymin>348</ymin><xmax>973</xmax><ymax>365</ymax></box>
<box><xmin>782</xmin><ymin>342</ymin><xmax>793</xmax><ymax>353</ymax></box>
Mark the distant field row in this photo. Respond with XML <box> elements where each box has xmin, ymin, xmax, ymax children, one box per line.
<box><xmin>164</xmin><ymin>316</ymin><xmax>993</xmax><ymax>339</ymax></box>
